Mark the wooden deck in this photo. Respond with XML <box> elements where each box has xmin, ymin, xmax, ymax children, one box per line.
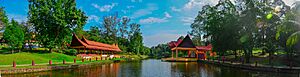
<box><xmin>161</xmin><ymin>58</ymin><xmax>199</xmax><ymax>62</ymax></box>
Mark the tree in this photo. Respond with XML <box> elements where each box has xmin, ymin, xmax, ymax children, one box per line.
<box><xmin>150</xmin><ymin>44</ymin><xmax>171</xmax><ymax>58</ymax></box>
<box><xmin>191</xmin><ymin>0</ymin><xmax>242</xmax><ymax>59</ymax></box>
<box><xmin>119</xmin><ymin>17</ymin><xmax>130</xmax><ymax>38</ymax></box>
<box><xmin>21</xmin><ymin>21</ymin><xmax>35</xmax><ymax>50</ymax></box>
<box><xmin>276</xmin><ymin>1</ymin><xmax>300</xmax><ymax>66</ymax></box>
<box><xmin>99</xmin><ymin>14</ymin><xmax>120</xmax><ymax>44</ymax></box>
<box><xmin>87</xmin><ymin>26</ymin><xmax>102</xmax><ymax>42</ymax></box>
<box><xmin>128</xmin><ymin>23</ymin><xmax>141</xmax><ymax>39</ymax></box>
<box><xmin>0</xmin><ymin>7</ymin><xmax>9</xmax><ymax>37</ymax></box>
<box><xmin>28</xmin><ymin>0</ymin><xmax>87</xmax><ymax>51</ymax></box>
<box><xmin>128</xmin><ymin>23</ymin><xmax>143</xmax><ymax>54</ymax></box>
<box><xmin>3</xmin><ymin>19</ymin><xmax>25</xmax><ymax>53</ymax></box>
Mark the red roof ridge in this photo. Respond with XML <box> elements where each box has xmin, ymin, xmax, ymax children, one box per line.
<box><xmin>70</xmin><ymin>33</ymin><xmax>121</xmax><ymax>52</ymax></box>
<box><xmin>81</xmin><ymin>36</ymin><xmax>121</xmax><ymax>52</ymax></box>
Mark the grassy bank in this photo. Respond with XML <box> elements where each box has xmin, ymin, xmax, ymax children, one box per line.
<box><xmin>0</xmin><ymin>52</ymin><xmax>76</xmax><ymax>65</ymax></box>
<box><xmin>122</xmin><ymin>54</ymin><xmax>149</xmax><ymax>61</ymax></box>
<box><xmin>0</xmin><ymin>52</ymin><xmax>148</xmax><ymax>66</ymax></box>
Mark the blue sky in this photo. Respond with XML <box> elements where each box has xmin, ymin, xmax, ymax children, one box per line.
<box><xmin>0</xmin><ymin>0</ymin><xmax>297</xmax><ymax>47</ymax></box>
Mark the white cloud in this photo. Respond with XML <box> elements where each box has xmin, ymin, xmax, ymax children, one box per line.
<box><xmin>121</xmin><ymin>10</ymin><xmax>128</xmax><ymax>14</ymax></box>
<box><xmin>164</xmin><ymin>12</ymin><xmax>172</xmax><ymax>18</ymax></box>
<box><xmin>139</xmin><ymin>12</ymin><xmax>172</xmax><ymax>24</ymax></box>
<box><xmin>127</xmin><ymin>5</ymin><xmax>135</xmax><ymax>9</ymax></box>
<box><xmin>174</xmin><ymin>0</ymin><xmax>218</xmax><ymax>25</ymax></box>
<box><xmin>91</xmin><ymin>3</ymin><xmax>118</xmax><ymax>12</ymax></box>
<box><xmin>171</xmin><ymin>6</ymin><xmax>181</xmax><ymax>12</ymax></box>
<box><xmin>7</xmin><ymin>14</ymin><xmax>27</xmax><ymax>23</ymax></box>
<box><xmin>131</xmin><ymin>3</ymin><xmax>158</xmax><ymax>18</ymax></box>
<box><xmin>181</xmin><ymin>17</ymin><xmax>194</xmax><ymax>26</ymax></box>
<box><xmin>183</xmin><ymin>0</ymin><xmax>218</xmax><ymax>10</ymax></box>
<box><xmin>283</xmin><ymin>0</ymin><xmax>300</xmax><ymax>6</ymax></box>
<box><xmin>139</xmin><ymin>17</ymin><xmax>168</xmax><ymax>24</ymax></box>
<box><xmin>131</xmin><ymin>0</ymin><xmax>142</xmax><ymax>2</ymax></box>
<box><xmin>144</xmin><ymin>33</ymin><xmax>185</xmax><ymax>47</ymax></box>
<box><xmin>88</xmin><ymin>15</ymin><xmax>99</xmax><ymax>22</ymax></box>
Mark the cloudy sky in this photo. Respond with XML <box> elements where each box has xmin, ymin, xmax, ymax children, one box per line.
<box><xmin>0</xmin><ymin>0</ymin><xmax>299</xmax><ymax>47</ymax></box>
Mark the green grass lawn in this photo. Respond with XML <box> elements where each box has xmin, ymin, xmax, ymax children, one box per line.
<box><xmin>0</xmin><ymin>52</ymin><xmax>76</xmax><ymax>65</ymax></box>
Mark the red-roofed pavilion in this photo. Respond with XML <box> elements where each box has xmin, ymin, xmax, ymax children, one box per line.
<box><xmin>69</xmin><ymin>33</ymin><xmax>121</xmax><ymax>55</ymax></box>
<box><xmin>168</xmin><ymin>35</ymin><xmax>215</xmax><ymax>60</ymax></box>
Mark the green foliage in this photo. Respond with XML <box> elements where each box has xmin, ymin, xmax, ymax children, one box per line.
<box><xmin>192</xmin><ymin>0</ymin><xmax>242</xmax><ymax>56</ymax></box>
<box><xmin>0</xmin><ymin>52</ymin><xmax>75</xmax><ymax>65</ymax></box>
<box><xmin>3</xmin><ymin>19</ymin><xmax>25</xmax><ymax>51</ymax></box>
<box><xmin>93</xmin><ymin>14</ymin><xmax>147</xmax><ymax>55</ymax></box>
<box><xmin>28</xmin><ymin>0</ymin><xmax>87</xmax><ymax>51</ymax></box>
<box><xmin>286</xmin><ymin>31</ymin><xmax>300</xmax><ymax>48</ymax></box>
<box><xmin>0</xmin><ymin>7</ymin><xmax>9</xmax><ymax>31</ymax></box>
<box><xmin>129</xmin><ymin>32</ymin><xmax>143</xmax><ymax>54</ymax></box>
<box><xmin>63</xmin><ymin>49</ymin><xmax>77</xmax><ymax>56</ymax></box>
<box><xmin>190</xmin><ymin>0</ymin><xmax>291</xmax><ymax>63</ymax></box>
<box><xmin>150</xmin><ymin>44</ymin><xmax>171</xmax><ymax>58</ymax></box>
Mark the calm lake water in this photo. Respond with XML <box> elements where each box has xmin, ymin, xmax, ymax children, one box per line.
<box><xmin>3</xmin><ymin>59</ymin><xmax>299</xmax><ymax>77</ymax></box>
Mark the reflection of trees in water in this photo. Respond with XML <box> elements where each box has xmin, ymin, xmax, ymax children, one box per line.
<box><xmin>170</xmin><ymin>62</ymin><xmax>298</xmax><ymax>77</ymax></box>
<box><xmin>3</xmin><ymin>60</ymin><xmax>299</xmax><ymax>77</ymax></box>
<box><xmin>118</xmin><ymin>61</ymin><xmax>142</xmax><ymax>77</ymax></box>
<box><xmin>2</xmin><ymin>63</ymin><xmax>121</xmax><ymax>77</ymax></box>
<box><xmin>170</xmin><ymin>62</ymin><xmax>252</xmax><ymax>77</ymax></box>
<box><xmin>171</xmin><ymin>62</ymin><xmax>201</xmax><ymax>77</ymax></box>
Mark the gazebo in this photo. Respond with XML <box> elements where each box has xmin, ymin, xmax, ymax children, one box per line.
<box><xmin>168</xmin><ymin>35</ymin><xmax>215</xmax><ymax>61</ymax></box>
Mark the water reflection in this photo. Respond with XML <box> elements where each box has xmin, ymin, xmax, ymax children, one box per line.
<box><xmin>3</xmin><ymin>59</ymin><xmax>299</xmax><ymax>77</ymax></box>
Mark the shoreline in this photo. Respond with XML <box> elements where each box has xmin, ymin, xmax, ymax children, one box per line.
<box><xmin>0</xmin><ymin>60</ymin><xmax>115</xmax><ymax>75</ymax></box>
<box><xmin>0</xmin><ymin>55</ymin><xmax>149</xmax><ymax>75</ymax></box>
<box><xmin>198</xmin><ymin>60</ymin><xmax>300</xmax><ymax>74</ymax></box>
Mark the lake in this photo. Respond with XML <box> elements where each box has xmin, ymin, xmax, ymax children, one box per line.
<box><xmin>3</xmin><ymin>59</ymin><xmax>299</xmax><ymax>77</ymax></box>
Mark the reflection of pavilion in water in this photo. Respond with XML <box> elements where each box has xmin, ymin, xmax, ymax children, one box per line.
<box><xmin>170</xmin><ymin>62</ymin><xmax>223</xmax><ymax>77</ymax></box>
<box><xmin>72</xmin><ymin>63</ymin><xmax>121</xmax><ymax>77</ymax></box>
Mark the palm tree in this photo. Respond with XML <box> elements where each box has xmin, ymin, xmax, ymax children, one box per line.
<box><xmin>276</xmin><ymin>2</ymin><xmax>300</xmax><ymax>66</ymax></box>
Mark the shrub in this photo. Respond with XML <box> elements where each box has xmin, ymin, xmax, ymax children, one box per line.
<box><xmin>64</xmin><ymin>49</ymin><xmax>77</xmax><ymax>56</ymax></box>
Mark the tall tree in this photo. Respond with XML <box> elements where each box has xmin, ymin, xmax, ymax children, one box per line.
<box><xmin>128</xmin><ymin>23</ymin><xmax>143</xmax><ymax>54</ymax></box>
<box><xmin>100</xmin><ymin>14</ymin><xmax>120</xmax><ymax>44</ymax></box>
<box><xmin>4</xmin><ymin>19</ymin><xmax>25</xmax><ymax>53</ymax></box>
<box><xmin>276</xmin><ymin>1</ymin><xmax>300</xmax><ymax>66</ymax></box>
<box><xmin>119</xmin><ymin>17</ymin><xmax>130</xmax><ymax>38</ymax></box>
<box><xmin>0</xmin><ymin>7</ymin><xmax>9</xmax><ymax>37</ymax></box>
<box><xmin>191</xmin><ymin>0</ymin><xmax>242</xmax><ymax>58</ymax></box>
<box><xmin>87</xmin><ymin>26</ymin><xmax>102</xmax><ymax>42</ymax></box>
<box><xmin>28</xmin><ymin>0</ymin><xmax>87</xmax><ymax>51</ymax></box>
<box><xmin>21</xmin><ymin>21</ymin><xmax>35</xmax><ymax>50</ymax></box>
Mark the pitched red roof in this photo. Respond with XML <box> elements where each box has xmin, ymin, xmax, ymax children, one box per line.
<box><xmin>168</xmin><ymin>35</ymin><xmax>195</xmax><ymax>48</ymax></box>
<box><xmin>69</xmin><ymin>33</ymin><xmax>121</xmax><ymax>52</ymax></box>
<box><xmin>196</xmin><ymin>44</ymin><xmax>212</xmax><ymax>51</ymax></box>
<box><xmin>168</xmin><ymin>34</ymin><xmax>212</xmax><ymax>51</ymax></box>
<box><xmin>81</xmin><ymin>36</ymin><xmax>121</xmax><ymax>52</ymax></box>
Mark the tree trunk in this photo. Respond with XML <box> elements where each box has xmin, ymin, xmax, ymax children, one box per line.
<box><xmin>11</xmin><ymin>49</ymin><xmax>14</xmax><ymax>54</ymax></box>
<box><xmin>49</xmin><ymin>48</ymin><xmax>52</xmax><ymax>52</ymax></box>
<box><xmin>29</xmin><ymin>40</ymin><xmax>33</xmax><ymax>50</ymax></box>
<box><xmin>268</xmin><ymin>50</ymin><xmax>272</xmax><ymax>65</ymax></box>
<box><xmin>244</xmin><ymin>48</ymin><xmax>251</xmax><ymax>63</ymax></box>
<box><xmin>234</xmin><ymin>50</ymin><xmax>237</xmax><ymax>61</ymax></box>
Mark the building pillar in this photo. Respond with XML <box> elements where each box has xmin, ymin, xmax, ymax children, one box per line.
<box><xmin>84</xmin><ymin>47</ymin><xmax>86</xmax><ymax>54</ymax></box>
<box><xmin>188</xmin><ymin>50</ymin><xmax>191</xmax><ymax>57</ymax></box>
<box><xmin>171</xmin><ymin>50</ymin><xmax>174</xmax><ymax>58</ymax></box>
<box><xmin>196</xmin><ymin>50</ymin><xmax>198</xmax><ymax>59</ymax></box>
<box><xmin>176</xmin><ymin>49</ymin><xmax>178</xmax><ymax>58</ymax></box>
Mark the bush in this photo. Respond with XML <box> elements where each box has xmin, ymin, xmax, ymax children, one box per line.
<box><xmin>63</xmin><ymin>49</ymin><xmax>77</xmax><ymax>56</ymax></box>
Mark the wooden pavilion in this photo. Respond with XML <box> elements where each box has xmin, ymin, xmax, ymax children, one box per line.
<box><xmin>69</xmin><ymin>33</ymin><xmax>121</xmax><ymax>59</ymax></box>
<box><xmin>166</xmin><ymin>35</ymin><xmax>216</xmax><ymax>61</ymax></box>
